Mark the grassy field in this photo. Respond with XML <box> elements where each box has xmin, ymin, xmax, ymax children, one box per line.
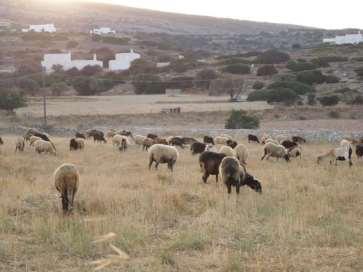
<box><xmin>0</xmin><ymin>136</ymin><xmax>362</xmax><ymax>271</ymax></box>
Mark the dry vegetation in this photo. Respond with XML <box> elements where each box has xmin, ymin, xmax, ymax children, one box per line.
<box><xmin>0</xmin><ymin>136</ymin><xmax>362</xmax><ymax>271</ymax></box>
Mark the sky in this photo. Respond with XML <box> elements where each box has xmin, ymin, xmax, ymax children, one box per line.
<box><xmin>87</xmin><ymin>0</ymin><xmax>363</xmax><ymax>30</ymax></box>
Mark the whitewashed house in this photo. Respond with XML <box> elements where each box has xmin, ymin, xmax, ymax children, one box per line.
<box><xmin>90</xmin><ymin>27</ymin><xmax>116</xmax><ymax>35</ymax></box>
<box><xmin>22</xmin><ymin>24</ymin><xmax>56</xmax><ymax>33</ymax></box>
<box><xmin>41</xmin><ymin>53</ymin><xmax>103</xmax><ymax>74</ymax></box>
<box><xmin>108</xmin><ymin>49</ymin><xmax>141</xmax><ymax>71</ymax></box>
<box><xmin>323</xmin><ymin>32</ymin><xmax>363</xmax><ymax>45</ymax></box>
<box><xmin>156</xmin><ymin>62</ymin><xmax>170</xmax><ymax>68</ymax></box>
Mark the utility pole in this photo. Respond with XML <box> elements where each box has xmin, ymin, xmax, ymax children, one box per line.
<box><xmin>42</xmin><ymin>67</ymin><xmax>47</xmax><ymax>128</ymax></box>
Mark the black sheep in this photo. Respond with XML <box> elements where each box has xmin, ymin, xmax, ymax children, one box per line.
<box><xmin>292</xmin><ymin>136</ymin><xmax>306</xmax><ymax>144</ymax></box>
<box><xmin>191</xmin><ymin>142</ymin><xmax>207</xmax><ymax>155</ymax></box>
<box><xmin>147</xmin><ymin>133</ymin><xmax>158</xmax><ymax>140</ymax></box>
<box><xmin>169</xmin><ymin>137</ymin><xmax>184</xmax><ymax>148</ymax></box>
<box><xmin>356</xmin><ymin>144</ymin><xmax>363</xmax><ymax>159</ymax></box>
<box><xmin>69</xmin><ymin>138</ymin><xmax>79</xmax><ymax>151</ymax></box>
<box><xmin>182</xmin><ymin>137</ymin><xmax>198</xmax><ymax>145</ymax></box>
<box><xmin>241</xmin><ymin>172</ymin><xmax>262</xmax><ymax>193</ymax></box>
<box><xmin>219</xmin><ymin>157</ymin><xmax>241</xmax><ymax>194</ymax></box>
<box><xmin>94</xmin><ymin>134</ymin><xmax>107</xmax><ymax>143</ymax></box>
<box><xmin>226</xmin><ymin>139</ymin><xmax>238</xmax><ymax>149</ymax></box>
<box><xmin>248</xmin><ymin>134</ymin><xmax>260</xmax><ymax>144</ymax></box>
<box><xmin>0</xmin><ymin>136</ymin><xmax>3</xmax><ymax>145</ymax></box>
<box><xmin>281</xmin><ymin>140</ymin><xmax>298</xmax><ymax>150</ymax></box>
<box><xmin>75</xmin><ymin>132</ymin><xmax>86</xmax><ymax>139</ymax></box>
<box><xmin>199</xmin><ymin>151</ymin><xmax>226</xmax><ymax>183</ymax></box>
<box><xmin>203</xmin><ymin>136</ymin><xmax>214</xmax><ymax>145</ymax></box>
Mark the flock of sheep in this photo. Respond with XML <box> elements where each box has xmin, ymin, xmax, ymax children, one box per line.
<box><xmin>1</xmin><ymin>128</ymin><xmax>362</xmax><ymax>215</ymax></box>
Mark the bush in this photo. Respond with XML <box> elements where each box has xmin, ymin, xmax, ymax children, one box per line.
<box><xmin>354</xmin><ymin>67</ymin><xmax>363</xmax><ymax>77</ymax></box>
<box><xmin>349</xmin><ymin>95</ymin><xmax>363</xmax><ymax>105</ymax></box>
<box><xmin>256</xmin><ymin>65</ymin><xmax>278</xmax><ymax>76</ymax></box>
<box><xmin>80</xmin><ymin>65</ymin><xmax>103</xmax><ymax>76</ymax></box>
<box><xmin>328</xmin><ymin>111</ymin><xmax>340</xmax><ymax>119</ymax></box>
<box><xmin>287</xmin><ymin>60</ymin><xmax>317</xmax><ymax>72</ymax></box>
<box><xmin>268</xmin><ymin>80</ymin><xmax>314</xmax><ymax>95</ymax></box>
<box><xmin>247</xmin><ymin>88</ymin><xmax>299</xmax><ymax>105</ymax></box>
<box><xmin>252</xmin><ymin>81</ymin><xmax>264</xmax><ymax>90</ymax></box>
<box><xmin>0</xmin><ymin>90</ymin><xmax>27</xmax><ymax>113</ymax></box>
<box><xmin>311</xmin><ymin>58</ymin><xmax>330</xmax><ymax>68</ymax></box>
<box><xmin>255</xmin><ymin>50</ymin><xmax>290</xmax><ymax>64</ymax></box>
<box><xmin>132</xmin><ymin>74</ymin><xmax>166</xmax><ymax>94</ymax></box>
<box><xmin>307</xmin><ymin>94</ymin><xmax>316</xmax><ymax>105</ymax></box>
<box><xmin>324</xmin><ymin>75</ymin><xmax>340</xmax><ymax>84</ymax></box>
<box><xmin>195</xmin><ymin>69</ymin><xmax>218</xmax><ymax>89</ymax></box>
<box><xmin>318</xmin><ymin>95</ymin><xmax>340</xmax><ymax>106</ymax></box>
<box><xmin>296</xmin><ymin>70</ymin><xmax>326</xmax><ymax>85</ymax></box>
<box><xmin>223</xmin><ymin>64</ymin><xmax>250</xmax><ymax>75</ymax></box>
<box><xmin>225</xmin><ymin>110</ymin><xmax>259</xmax><ymax>129</ymax></box>
<box><xmin>71</xmin><ymin>77</ymin><xmax>114</xmax><ymax>96</ymax></box>
<box><xmin>51</xmin><ymin>82</ymin><xmax>69</xmax><ymax>96</ymax></box>
<box><xmin>17</xmin><ymin>78</ymin><xmax>40</xmax><ymax>95</ymax></box>
<box><xmin>92</xmin><ymin>35</ymin><xmax>130</xmax><ymax>45</ymax></box>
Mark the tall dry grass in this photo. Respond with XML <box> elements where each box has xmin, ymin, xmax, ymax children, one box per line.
<box><xmin>0</xmin><ymin>136</ymin><xmax>362</xmax><ymax>271</ymax></box>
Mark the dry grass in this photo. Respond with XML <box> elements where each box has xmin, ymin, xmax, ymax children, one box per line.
<box><xmin>0</xmin><ymin>136</ymin><xmax>362</xmax><ymax>271</ymax></box>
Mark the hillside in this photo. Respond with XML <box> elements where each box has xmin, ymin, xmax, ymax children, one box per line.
<box><xmin>0</xmin><ymin>0</ymin><xmax>309</xmax><ymax>34</ymax></box>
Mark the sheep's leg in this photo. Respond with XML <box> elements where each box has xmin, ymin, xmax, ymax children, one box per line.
<box><xmin>155</xmin><ymin>162</ymin><xmax>159</xmax><ymax>169</ymax></box>
<box><xmin>261</xmin><ymin>150</ymin><xmax>267</xmax><ymax>160</ymax></box>
<box><xmin>148</xmin><ymin>158</ymin><xmax>154</xmax><ymax>170</ymax></box>
<box><xmin>236</xmin><ymin>184</ymin><xmax>240</xmax><ymax>194</ymax></box>
<box><xmin>227</xmin><ymin>184</ymin><xmax>232</xmax><ymax>194</ymax></box>
<box><xmin>216</xmin><ymin>174</ymin><xmax>219</xmax><ymax>183</ymax></box>
<box><xmin>61</xmin><ymin>191</ymin><xmax>69</xmax><ymax>214</ymax></box>
<box><xmin>202</xmin><ymin>173</ymin><xmax>209</xmax><ymax>183</ymax></box>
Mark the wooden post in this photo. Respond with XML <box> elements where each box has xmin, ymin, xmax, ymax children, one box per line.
<box><xmin>42</xmin><ymin>68</ymin><xmax>47</xmax><ymax>128</ymax></box>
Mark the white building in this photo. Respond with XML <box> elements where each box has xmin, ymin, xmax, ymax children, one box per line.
<box><xmin>22</xmin><ymin>24</ymin><xmax>56</xmax><ymax>33</ymax></box>
<box><xmin>109</xmin><ymin>49</ymin><xmax>141</xmax><ymax>71</ymax></box>
<box><xmin>90</xmin><ymin>27</ymin><xmax>116</xmax><ymax>35</ymax></box>
<box><xmin>323</xmin><ymin>32</ymin><xmax>363</xmax><ymax>45</ymax></box>
<box><xmin>41</xmin><ymin>53</ymin><xmax>103</xmax><ymax>74</ymax></box>
<box><xmin>156</xmin><ymin>62</ymin><xmax>170</xmax><ymax>68</ymax></box>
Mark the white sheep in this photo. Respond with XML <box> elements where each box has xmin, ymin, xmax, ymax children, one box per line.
<box><xmin>29</xmin><ymin>136</ymin><xmax>41</xmax><ymax>146</ymax></box>
<box><xmin>148</xmin><ymin>144</ymin><xmax>179</xmax><ymax>171</ymax></box>
<box><xmin>112</xmin><ymin>134</ymin><xmax>129</xmax><ymax>147</ymax></box>
<box><xmin>219</xmin><ymin>145</ymin><xmax>236</xmax><ymax>157</ymax></box>
<box><xmin>340</xmin><ymin>139</ymin><xmax>352</xmax><ymax>147</ymax></box>
<box><xmin>33</xmin><ymin>139</ymin><xmax>56</xmax><ymax>155</ymax></box>
<box><xmin>215</xmin><ymin>136</ymin><xmax>230</xmax><ymax>145</ymax></box>
<box><xmin>265</xmin><ymin>138</ymin><xmax>280</xmax><ymax>145</ymax></box>
<box><xmin>54</xmin><ymin>163</ymin><xmax>79</xmax><ymax>214</ymax></box>
<box><xmin>235</xmin><ymin>144</ymin><xmax>248</xmax><ymax>165</ymax></box>
<box><xmin>219</xmin><ymin>156</ymin><xmax>242</xmax><ymax>194</ymax></box>
<box><xmin>317</xmin><ymin>144</ymin><xmax>353</xmax><ymax>166</ymax></box>
<box><xmin>15</xmin><ymin>137</ymin><xmax>25</xmax><ymax>152</ymax></box>
<box><xmin>106</xmin><ymin>129</ymin><xmax>117</xmax><ymax>139</ymax></box>
<box><xmin>134</xmin><ymin>135</ymin><xmax>146</xmax><ymax>146</ymax></box>
<box><xmin>261</xmin><ymin>142</ymin><xmax>290</xmax><ymax>162</ymax></box>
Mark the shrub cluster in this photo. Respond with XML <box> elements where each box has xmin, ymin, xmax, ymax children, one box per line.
<box><xmin>287</xmin><ymin>60</ymin><xmax>317</xmax><ymax>72</ymax></box>
<box><xmin>255</xmin><ymin>50</ymin><xmax>290</xmax><ymax>64</ymax></box>
<box><xmin>256</xmin><ymin>65</ymin><xmax>278</xmax><ymax>76</ymax></box>
<box><xmin>223</xmin><ymin>64</ymin><xmax>251</xmax><ymax>75</ymax></box>
<box><xmin>225</xmin><ymin>110</ymin><xmax>260</xmax><ymax>129</ymax></box>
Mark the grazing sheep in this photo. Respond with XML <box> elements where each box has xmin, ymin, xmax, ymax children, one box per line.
<box><xmin>154</xmin><ymin>137</ymin><xmax>168</xmax><ymax>145</ymax></box>
<box><xmin>191</xmin><ymin>142</ymin><xmax>208</xmax><ymax>155</ymax></box>
<box><xmin>34</xmin><ymin>139</ymin><xmax>56</xmax><ymax>155</ymax></box>
<box><xmin>340</xmin><ymin>139</ymin><xmax>352</xmax><ymax>147</ymax></box>
<box><xmin>261</xmin><ymin>142</ymin><xmax>290</xmax><ymax>162</ymax></box>
<box><xmin>248</xmin><ymin>134</ymin><xmax>260</xmax><ymax>144</ymax></box>
<box><xmin>199</xmin><ymin>151</ymin><xmax>226</xmax><ymax>183</ymax></box>
<box><xmin>148</xmin><ymin>144</ymin><xmax>179</xmax><ymax>171</ymax></box>
<box><xmin>203</xmin><ymin>136</ymin><xmax>215</xmax><ymax>145</ymax></box>
<box><xmin>143</xmin><ymin>137</ymin><xmax>154</xmax><ymax>151</ymax></box>
<box><xmin>119</xmin><ymin>130</ymin><xmax>133</xmax><ymax>137</ymax></box>
<box><xmin>24</xmin><ymin>128</ymin><xmax>51</xmax><ymax>142</ymax></box>
<box><xmin>219</xmin><ymin>157</ymin><xmax>241</xmax><ymax>194</ymax></box>
<box><xmin>29</xmin><ymin>136</ymin><xmax>42</xmax><ymax>146</ymax></box>
<box><xmin>215</xmin><ymin>136</ymin><xmax>230</xmax><ymax>145</ymax></box>
<box><xmin>119</xmin><ymin>138</ymin><xmax>127</xmax><ymax>152</ymax></box>
<box><xmin>219</xmin><ymin>145</ymin><xmax>236</xmax><ymax>157</ymax></box>
<box><xmin>134</xmin><ymin>135</ymin><xmax>146</xmax><ymax>146</ymax></box>
<box><xmin>70</xmin><ymin>138</ymin><xmax>85</xmax><ymax>151</ymax></box>
<box><xmin>235</xmin><ymin>144</ymin><xmax>248</xmax><ymax>165</ymax></box>
<box><xmin>54</xmin><ymin>163</ymin><xmax>79</xmax><ymax>214</ymax></box>
<box><xmin>356</xmin><ymin>144</ymin><xmax>363</xmax><ymax>159</ymax></box>
<box><xmin>220</xmin><ymin>134</ymin><xmax>232</xmax><ymax>140</ymax></box>
<box><xmin>317</xmin><ymin>144</ymin><xmax>353</xmax><ymax>167</ymax></box>
<box><xmin>112</xmin><ymin>135</ymin><xmax>129</xmax><ymax>147</ymax></box>
<box><xmin>260</xmin><ymin>134</ymin><xmax>271</xmax><ymax>144</ymax></box>
<box><xmin>147</xmin><ymin>133</ymin><xmax>158</xmax><ymax>140</ymax></box>
<box><xmin>94</xmin><ymin>134</ymin><xmax>107</xmax><ymax>144</ymax></box>
<box><xmin>241</xmin><ymin>171</ymin><xmax>262</xmax><ymax>193</ymax></box>
<box><xmin>75</xmin><ymin>132</ymin><xmax>86</xmax><ymax>139</ymax></box>
<box><xmin>15</xmin><ymin>137</ymin><xmax>25</xmax><ymax>152</ymax></box>
<box><xmin>87</xmin><ymin>129</ymin><xmax>105</xmax><ymax>141</ymax></box>
<box><xmin>226</xmin><ymin>139</ymin><xmax>238</xmax><ymax>149</ymax></box>
<box><xmin>292</xmin><ymin>136</ymin><xmax>306</xmax><ymax>144</ymax></box>
<box><xmin>264</xmin><ymin>138</ymin><xmax>280</xmax><ymax>145</ymax></box>
<box><xmin>0</xmin><ymin>136</ymin><xmax>3</xmax><ymax>145</ymax></box>
<box><xmin>106</xmin><ymin>129</ymin><xmax>117</xmax><ymax>139</ymax></box>
<box><xmin>289</xmin><ymin>146</ymin><xmax>302</xmax><ymax>159</ymax></box>
<box><xmin>281</xmin><ymin>140</ymin><xmax>298</xmax><ymax>151</ymax></box>
<box><xmin>182</xmin><ymin>137</ymin><xmax>198</xmax><ymax>145</ymax></box>
<box><xmin>169</xmin><ymin>137</ymin><xmax>184</xmax><ymax>148</ymax></box>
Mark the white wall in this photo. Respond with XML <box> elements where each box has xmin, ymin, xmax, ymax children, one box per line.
<box><xmin>22</xmin><ymin>24</ymin><xmax>56</xmax><ymax>33</ymax></box>
<box><xmin>109</xmin><ymin>50</ymin><xmax>141</xmax><ymax>71</ymax></box>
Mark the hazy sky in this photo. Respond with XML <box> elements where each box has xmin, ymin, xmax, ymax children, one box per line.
<box><xmin>89</xmin><ymin>0</ymin><xmax>363</xmax><ymax>29</ymax></box>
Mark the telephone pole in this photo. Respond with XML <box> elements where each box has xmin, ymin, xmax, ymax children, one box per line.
<box><xmin>42</xmin><ymin>67</ymin><xmax>47</xmax><ymax>128</ymax></box>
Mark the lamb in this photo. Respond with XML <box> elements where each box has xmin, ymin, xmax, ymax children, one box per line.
<box><xmin>261</xmin><ymin>142</ymin><xmax>290</xmax><ymax>162</ymax></box>
<box><xmin>292</xmin><ymin>136</ymin><xmax>306</xmax><ymax>144</ymax></box>
<box><xmin>54</xmin><ymin>163</ymin><xmax>79</xmax><ymax>214</ymax></box>
<box><xmin>281</xmin><ymin>140</ymin><xmax>298</xmax><ymax>151</ymax></box>
<box><xmin>289</xmin><ymin>146</ymin><xmax>302</xmax><ymax>159</ymax></box>
<box><xmin>29</xmin><ymin>136</ymin><xmax>42</xmax><ymax>146</ymax></box>
<box><xmin>191</xmin><ymin>142</ymin><xmax>208</xmax><ymax>155</ymax></box>
<box><xmin>317</xmin><ymin>144</ymin><xmax>353</xmax><ymax>167</ymax></box>
<box><xmin>235</xmin><ymin>144</ymin><xmax>248</xmax><ymax>165</ymax></box>
<box><xmin>248</xmin><ymin>134</ymin><xmax>260</xmax><ymax>144</ymax></box>
<box><xmin>70</xmin><ymin>138</ymin><xmax>85</xmax><ymax>151</ymax></box>
<box><xmin>226</xmin><ymin>139</ymin><xmax>238</xmax><ymax>149</ymax></box>
<box><xmin>199</xmin><ymin>151</ymin><xmax>226</xmax><ymax>183</ymax></box>
<box><xmin>215</xmin><ymin>136</ymin><xmax>230</xmax><ymax>145</ymax></box>
<box><xmin>203</xmin><ymin>136</ymin><xmax>215</xmax><ymax>145</ymax></box>
<box><xmin>148</xmin><ymin>144</ymin><xmax>179</xmax><ymax>171</ymax></box>
<box><xmin>15</xmin><ymin>137</ymin><xmax>25</xmax><ymax>152</ymax></box>
<box><xmin>33</xmin><ymin>139</ymin><xmax>56</xmax><ymax>155</ymax></box>
<box><xmin>356</xmin><ymin>144</ymin><xmax>363</xmax><ymax>159</ymax></box>
<box><xmin>219</xmin><ymin>157</ymin><xmax>242</xmax><ymax>194</ymax></box>
<box><xmin>75</xmin><ymin>132</ymin><xmax>86</xmax><ymax>139</ymax></box>
<box><xmin>219</xmin><ymin>145</ymin><xmax>236</xmax><ymax>157</ymax></box>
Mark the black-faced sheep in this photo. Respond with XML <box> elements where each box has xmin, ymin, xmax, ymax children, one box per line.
<box><xmin>148</xmin><ymin>144</ymin><xmax>179</xmax><ymax>171</ymax></box>
<box><xmin>54</xmin><ymin>163</ymin><xmax>79</xmax><ymax>214</ymax></box>
<box><xmin>356</xmin><ymin>144</ymin><xmax>363</xmax><ymax>159</ymax></box>
<box><xmin>75</xmin><ymin>132</ymin><xmax>86</xmax><ymax>139</ymax></box>
<box><xmin>235</xmin><ymin>144</ymin><xmax>248</xmax><ymax>165</ymax></box>
<box><xmin>169</xmin><ymin>137</ymin><xmax>184</xmax><ymax>149</ymax></box>
<box><xmin>199</xmin><ymin>151</ymin><xmax>226</xmax><ymax>183</ymax></box>
<box><xmin>248</xmin><ymin>134</ymin><xmax>260</xmax><ymax>144</ymax></box>
<box><xmin>219</xmin><ymin>157</ymin><xmax>241</xmax><ymax>194</ymax></box>
<box><xmin>226</xmin><ymin>139</ymin><xmax>238</xmax><ymax>149</ymax></box>
<box><xmin>191</xmin><ymin>142</ymin><xmax>207</xmax><ymax>155</ymax></box>
<box><xmin>292</xmin><ymin>136</ymin><xmax>306</xmax><ymax>144</ymax></box>
<box><xmin>281</xmin><ymin>140</ymin><xmax>298</xmax><ymax>151</ymax></box>
<box><xmin>34</xmin><ymin>139</ymin><xmax>56</xmax><ymax>155</ymax></box>
<box><xmin>241</xmin><ymin>171</ymin><xmax>262</xmax><ymax>193</ymax></box>
<box><xmin>317</xmin><ymin>144</ymin><xmax>353</xmax><ymax>167</ymax></box>
<box><xmin>219</xmin><ymin>145</ymin><xmax>236</xmax><ymax>157</ymax></box>
<box><xmin>87</xmin><ymin>129</ymin><xmax>105</xmax><ymax>141</ymax></box>
<box><xmin>203</xmin><ymin>136</ymin><xmax>214</xmax><ymax>145</ymax></box>
<box><xmin>119</xmin><ymin>130</ymin><xmax>133</xmax><ymax>137</ymax></box>
<box><xmin>24</xmin><ymin>128</ymin><xmax>51</xmax><ymax>142</ymax></box>
<box><xmin>289</xmin><ymin>146</ymin><xmax>302</xmax><ymax>159</ymax></box>
<box><xmin>94</xmin><ymin>134</ymin><xmax>107</xmax><ymax>144</ymax></box>
<box><xmin>147</xmin><ymin>133</ymin><xmax>158</xmax><ymax>140</ymax></box>
<box><xmin>15</xmin><ymin>137</ymin><xmax>25</xmax><ymax>152</ymax></box>
<box><xmin>261</xmin><ymin>142</ymin><xmax>290</xmax><ymax>162</ymax></box>
<box><xmin>70</xmin><ymin>138</ymin><xmax>85</xmax><ymax>151</ymax></box>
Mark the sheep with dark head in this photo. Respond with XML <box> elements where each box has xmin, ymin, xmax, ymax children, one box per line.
<box><xmin>143</xmin><ymin>137</ymin><xmax>154</xmax><ymax>151</ymax></box>
<box><xmin>191</xmin><ymin>142</ymin><xmax>208</xmax><ymax>155</ymax></box>
<box><xmin>248</xmin><ymin>134</ymin><xmax>260</xmax><ymax>144</ymax></box>
<box><xmin>70</xmin><ymin>138</ymin><xmax>85</xmax><ymax>151</ymax></box>
<box><xmin>317</xmin><ymin>144</ymin><xmax>353</xmax><ymax>167</ymax></box>
<box><xmin>292</xmin><ymin>136</ymin><xmax>306</xmax><ymax>144</ymax></box>
<box><xmin>182</xmin><ymin>137</ymin><xmax>198</xmax><ymax>145</ymax></box>
<box><xmin>281</xmin><ymin>140</ymin><xmax>298</xmax><ymax>150</ymax></box>
<box><xmin>219</xmin><ymin>157</ymin><xmax>241</xmax><ymax>194</ymax></box>
<box><xmin>203</xmin><ymin>136</ymin><xmax>214</xmax><ymax>145</ymax></box>
<box><xmin>147</xmin><ymin>133</ymin><xmax>158</xmax><ymax>140</ymax></box>
<box><xmin>169</xmin><ymin>137</ymin><xmax>184</xmax><ymax>148</ymax></box>
<box><xmin>54</xmin><ymin>163</ymin><xmax>79</xmax><ymax>214</ymax></box>
<box><xmin>356</xmin><ymin>144</ymin><xmax>363</xmax><ymax>159</ymax></box>
<box><xmin>148</xmin><ymin>144</ymin><xmax>179</xmax><ymax>171</ymax></box>
<box><xmin>199</xmin><ymin>151</ymin><xmax>226</xmax><ymax>183</ymax></box>
<box><xmin>75</xmin><ymin>132</ymin><xmax>86</xmax><ymax>139</ymax></box>
<box><xmin>241</xmin><ymin>171</ymin><xmax>262</xmax><ymax>193</ymax></box>
<box><xmin>226</xmin><ymin>139</ymin><xmax>238</xmax><ymax>149</ymax></box>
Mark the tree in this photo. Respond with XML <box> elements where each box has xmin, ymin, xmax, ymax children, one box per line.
<box><xmin>256</xmin><ymin>65</ymin><xmax>278</xmax><ymax>76</ymax></box>
<box><xmin>225</xmin><ymin>110</ymin><xmax>259</xmax><ymax>129</ymax></box>
<box><xmin>223</xmin><ymin>64</ymin><xmax>250</xmax><ymax>75</ymax></box>
<box><xmin>71</xmin><ymin>77</ymin><xmax>114</xmax><ymax>95</ymax></box>
<box><xmin>318</xmin><ymin>95</ymin><xmax>340</xmax><ymax>106</ymax></box>
<box><xmin>247</xmin><ymin>88</ymin><xmax>299</xmax><ymax>105</ymax></box>
<box><xmin>132</xmin><ymin>74</ymin><xmax>166</xmax><ymax>94</ymax></box>
<box><xmin>0</xmin><ymin>90</ymin><xmax>27</xmax><ymax>114</ymax></box>
<box><xmin>296</xmin><ymin>70</ymin><xmax>326</xmax><ymax>85</ymax></box>
<box><xmin>51</xmin><ymin>82</ymin><xmax>69</xmax><ymax>96</ymax></box>
<box><xmin>286</xmin><ymin>60</ymin><xmax>317</xmax><ymax>72</ymax></box>
<box><xmin>195</xmin><ymin>69</ymin><xmax>218</xmax><ymax>89</ymax></box>
<box><xmin>80</xmin><ymin>65</ymin><xmax>103</xmax><ymax>76</ymax></box>
<box><xmin>252</xmin><ymin>81</ymin><xmax>264</xmax><ymax>90</ymax></box>
<box><xmin>255</xmin><ymin>50</ymin><xmax>290</xmax><ymax>64</ymax></box>
<box><xmin>17</xmin><ymin>78</ymin><xmax>40</xmax><ymax>96</ymax></box>
<box><xmin>268</xmin><ymin>80</ymin><xmax>314</xmax><ymax>95</ymax></box>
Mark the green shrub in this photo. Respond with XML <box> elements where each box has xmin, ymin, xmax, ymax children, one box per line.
<box><xmin>296</xmin><ymin>70</ymin><xmax>326</xmax><ymax>85</ymax></box>
<box><xmin>71</xmin><ymin>77</ymin><xmax>114</xmax><ymax>95</ymax></box>
<box><xmin>318</xmin><ymin>95</ymin><xmax>340</xmax><ymax>106</ymax></box>
<box><xmin>17</xmin><ymin>78</ymin><xmax>40</xmax><ymax>95</ymax></box>
<box><xmin>92</xmin><ymin>35</ymin><xmax>130</xmax><ymax>45</ymax></box>
<box><xmin>268</xmin><ymin>80</ymin><xmax>314</xmax><ymax>95</ymax></box>
<box><xmin>324</xmin><ymin>75</ymin><xmax>340</xmax><ymax>84</ymax></box>
<box><xmin>255</xmin><ymin>50</ymin><xmax>290</xmax><ymax>64</ymax></box>
<box><xmin>223</xmin><ymin>64</ymin><xmax>250</xmax><ymax>75</ymax></box>
<box><xmin>132</xmin><ymin>74</ymin><xmax>166</xmax><ymax>94</ymax></box>
<box><xmin>256</xmin><ymin>65</ymin><xmax>278</xmax><ymax>76</ymax></box>
<box><xmin>252</xmin><ymin>81</ymin><xmax>264</xmax><ymax>90</ymax></box>
<box><xmin>225</xmin><ymin>110</ymin><xmax>260</xmax><ymax>129</ymax></box>
<box><xmin>247</xmin><ymin>88</ymin><xmax>299</xmax><ymax>105</ymax></box>
<box><xmin>311</xmin><ymin>58</ymin><xmax>330</xmax><ymax>68</ymax></box>
<box><xmin>218</xmin><ymin>57</ymin><xmax>251</xmax><ymax>66</ymax></box>
<box><xmin>0</xmin><ymin>90</ymin><xmax>27</xmax><ymax>113</ymax></box>
<box><xmin>307</xmin><ymin>94</ymin><xmax>316</xmax><ymax>105</ymax></box>
<box><xmin>287</xmin><ymin>60</ymin><xmax>317</xmax><ymax>72</ymax></box>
